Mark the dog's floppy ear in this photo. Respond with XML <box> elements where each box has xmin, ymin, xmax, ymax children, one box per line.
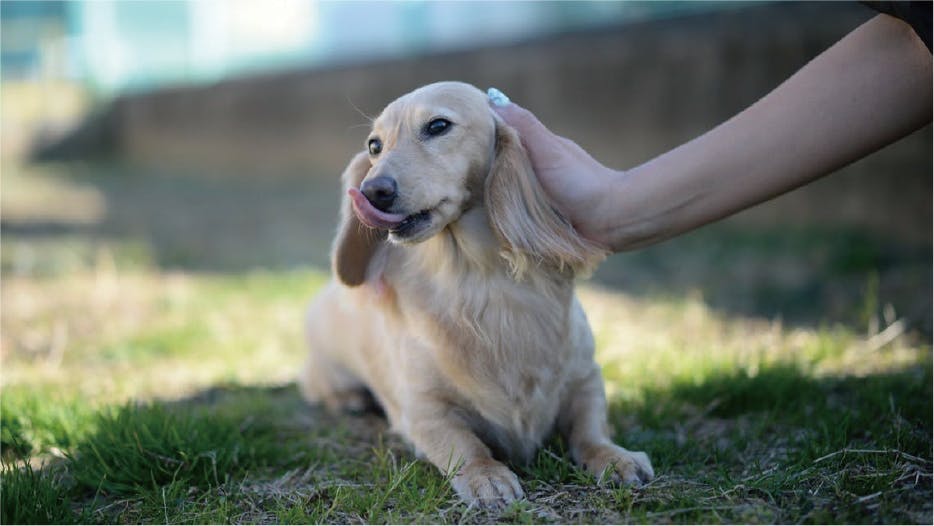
<box><xmin>332</xmin><ymin>151</ymin><xmax>386</xmax><ymax>286</ymax></box>
<box><xmin>484</xmin><ymin>118</ymin><xmax>606</xmax><ymax>279</ymax></box>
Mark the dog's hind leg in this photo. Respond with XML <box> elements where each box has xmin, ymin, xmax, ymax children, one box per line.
<box><xmin>299</xmin><ymin>287</ymin><xmax>376</xmax><ymax>414</ymax></box>
<box><xmin>557</xmin><ymin>364</ymin><xmax>654</xmax><ymax>486</ymax></box>
<box><xmin>298</xmin><ymin>348</ymin><xmax>375</xmax><ymax>414</ymax></box>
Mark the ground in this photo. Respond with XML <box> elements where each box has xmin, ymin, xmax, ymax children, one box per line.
<box><xmin>1</xmin><ymin>161</ymin><xmax>931</xmax><ymax>524</ymax></box>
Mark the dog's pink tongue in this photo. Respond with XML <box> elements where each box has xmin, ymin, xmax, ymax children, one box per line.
<box><xmin>349</xmin><ymin>187</ymin><xmax>407</xmax><ymax>229</ymax></box>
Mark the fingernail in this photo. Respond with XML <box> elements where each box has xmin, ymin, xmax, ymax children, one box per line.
<box><xmin>487</xmin><ymin>87</ymin><xmax>511</xmax><ymax>107</ymax></box>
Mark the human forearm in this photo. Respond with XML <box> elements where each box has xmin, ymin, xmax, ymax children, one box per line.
<box><xmin>600</xmin><ymin>14</ymin><xmax>932</xmax><ymax>251</ymax></box>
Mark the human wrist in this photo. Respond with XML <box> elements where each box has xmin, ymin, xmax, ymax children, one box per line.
<box><xmin>595</xmin><ymin>166</ymin><xmax>668</xmax><ymax>253</ymax></box>
<box><xmin>577</xmin><ymin>166</ymin><xmax>629</xmax><ymax>252</ymax></box>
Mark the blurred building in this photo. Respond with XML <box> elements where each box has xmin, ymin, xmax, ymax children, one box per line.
<box><xmin>3</xmin><ymin>0</ymin><xmax>729</xmax><ymax>96</ymax></box>
<box><xmin>1</xmin><ymin>1</ymin><xmax>82</xmax><ymax>155</ymax></box>
<box><xmin>1</xmin><ymin>1</ymin><xmax>73</xmax><ymax>79</ymax></box>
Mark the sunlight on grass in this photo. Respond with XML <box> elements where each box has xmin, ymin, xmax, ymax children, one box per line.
<box><xmin>581</xmin><ymin>286</ymin><xmax>928</xmax><ymax>401</ymax></box>
<box><xmin>2</xmin><ymin>266</ymin><xmax>329</xmax><ymax>403</ymax></box>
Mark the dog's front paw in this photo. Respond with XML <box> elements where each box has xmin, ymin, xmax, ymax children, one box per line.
<box><xmin>451</xmin><ymin>458</ymin><xmax>524</xmax><ymax>509</ymax></box>
<box><xmin>579</xmin><ymin>443</ymin><xmax>654</xmax><ymax>486</ymax></box>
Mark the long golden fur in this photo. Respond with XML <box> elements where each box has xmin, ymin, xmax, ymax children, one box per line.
<box><xmin>301</xmin><ymin>82</ymin><xmax>653</xmax><ymax>508</ymax></box>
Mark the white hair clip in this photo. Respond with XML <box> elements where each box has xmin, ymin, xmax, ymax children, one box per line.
<box><xmin>487</xmin><ymin>87</ymin><xmax>511</xmax><ymax>107</ymax></box>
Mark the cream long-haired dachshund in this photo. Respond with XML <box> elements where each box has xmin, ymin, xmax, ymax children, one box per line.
<box><xmin>300</xmin><ymin>81</ymin><xmax>653</xmax><ymax>508</ymax></box>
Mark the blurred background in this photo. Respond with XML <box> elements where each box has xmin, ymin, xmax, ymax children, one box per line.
<box><xmin>2</xmin><ymin>0</ymin><xmax>931</xmax><ymax>335</ymax></box>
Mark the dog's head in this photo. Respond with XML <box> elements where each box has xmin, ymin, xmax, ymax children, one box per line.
<box><xmin>334</xmin><ymin>81</ymin><xmax>605</xmax><ymax>286</ymax></box>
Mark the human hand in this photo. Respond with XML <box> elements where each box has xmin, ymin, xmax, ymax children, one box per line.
<box><xmin>488</xmin><ymin>88</ymin><xmax>621</xmax><ymax>250</ymax></box>
<box><xmin>488</xmin><ymin>15</ymin><xmax>931</xmax><ymax>255</ymax></box>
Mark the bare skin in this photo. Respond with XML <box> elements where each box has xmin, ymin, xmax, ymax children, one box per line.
<box><xmin>491</xmin><ymin>14</ymin><xmax>932</xmax><ymax>252</ymax></box>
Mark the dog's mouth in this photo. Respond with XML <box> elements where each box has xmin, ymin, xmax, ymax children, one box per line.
<box><xmin>349</xmin><ymin>188</ymin><xmax>433</xmax><ymax>239</ymax></box>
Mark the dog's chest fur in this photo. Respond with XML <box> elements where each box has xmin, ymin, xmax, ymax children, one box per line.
<box><xmin>383</xmin><ymin>210</ymin><xmax>581</xmax><ymax>462</ymax></box>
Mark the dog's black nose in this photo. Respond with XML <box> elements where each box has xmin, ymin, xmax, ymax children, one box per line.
<box><xmin>361</xmin><ymin>176</ymin><xmax>398</xmax><ymax>212</ymax></box>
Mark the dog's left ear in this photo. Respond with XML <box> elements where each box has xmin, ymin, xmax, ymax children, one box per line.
<box><xmin>484</xmin><ymin>117</ymin><xmax>607</xmax><ymax>279</ymax></box>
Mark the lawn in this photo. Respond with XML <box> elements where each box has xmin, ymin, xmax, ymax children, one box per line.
<box><xmin>2</xmin><ymin>161</ymin><xmax>931</xmax><ymax>524</ymax></box>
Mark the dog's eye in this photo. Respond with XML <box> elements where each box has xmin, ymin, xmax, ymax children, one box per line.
<box><xmin>368</xmin><ymin>138</ymin><xmax>382</xmax><ymax>156</ymax></box>
<box><xmin>424</xmin><ymin>118</ymin><xmax>451</xmax><ymax>137</ymax></box>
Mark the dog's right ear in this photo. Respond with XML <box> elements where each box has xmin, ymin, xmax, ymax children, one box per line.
<box><xmin>332</xmin><ymin>152</ymin><xmax>386</xmax><ymax>286</ymax></box>
<box><xmin>485</xmin><ymin>118</ymin><xmax>607</xmax><ymax>279</ymax></box>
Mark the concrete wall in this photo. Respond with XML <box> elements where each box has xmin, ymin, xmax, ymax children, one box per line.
<box><xmin>39</xmin><ymin>2</ymin><xmax>931</xmax><ymax>244</ymax></box>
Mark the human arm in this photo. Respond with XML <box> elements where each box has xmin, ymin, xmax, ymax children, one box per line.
<box><xmin>491</xmin><ymin>14</ymin><xmax>932</xmax><ymax>252</ymax></box>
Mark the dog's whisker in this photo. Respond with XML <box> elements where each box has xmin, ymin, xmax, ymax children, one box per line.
<box><xmin>346</xmin><ymin>95</ymin><xmax>376</xmax><ymax>123</ymax></box>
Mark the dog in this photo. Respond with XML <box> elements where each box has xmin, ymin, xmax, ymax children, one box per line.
<box><xmin>300</xmin><ymin>81</ymin><xmax>653</xmax><ymax>508</ymax></box>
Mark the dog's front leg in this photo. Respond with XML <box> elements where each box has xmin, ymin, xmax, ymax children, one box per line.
<box><xmin>558</xmin><ymin>365</ymin><xmax>654</xmax><ymax>486</ymax></box>
<box><xmin>406</xmin><ymin>399</ymin><xmax>524</xmax><ymax>509</ymax></box>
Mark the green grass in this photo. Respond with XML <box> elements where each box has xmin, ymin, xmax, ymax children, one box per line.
<box><xmin>2</xmin><ymin>161</ymin><xmax>931</xmax><ymax>524</ymax></box>
<box><xmin>1</xmin><ymin>460</ymin><xmax>87</xmax><ymax>524</ymax></box>
<box><xmin>1</xmin><ymin>390</ymin><xmax>96</xmax><ymax>460</ymax></box>
<box><xmin>70</xmin><ymin>403</ymin><xmax>260</xmax><ymax>494</ymax></box>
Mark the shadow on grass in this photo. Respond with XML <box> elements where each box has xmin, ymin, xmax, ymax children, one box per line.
<box><xmin>612</xmin><ymin>360</ymin><xmax>932</xmax><ymax>461</ymax></box>
<box><xmin>1</xmin><ymin>384</ymin><xmax>400</xmax><ymax>524</ymax></box>
<box><xmin>607</xmin><ymin>360</ymin><xmax>933</xmax><ymax>523</ymax></box>
<box><xmin>6</xmin><ymin>358</ymin><xmax>929</xmax><ymax>523</ymax></box>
